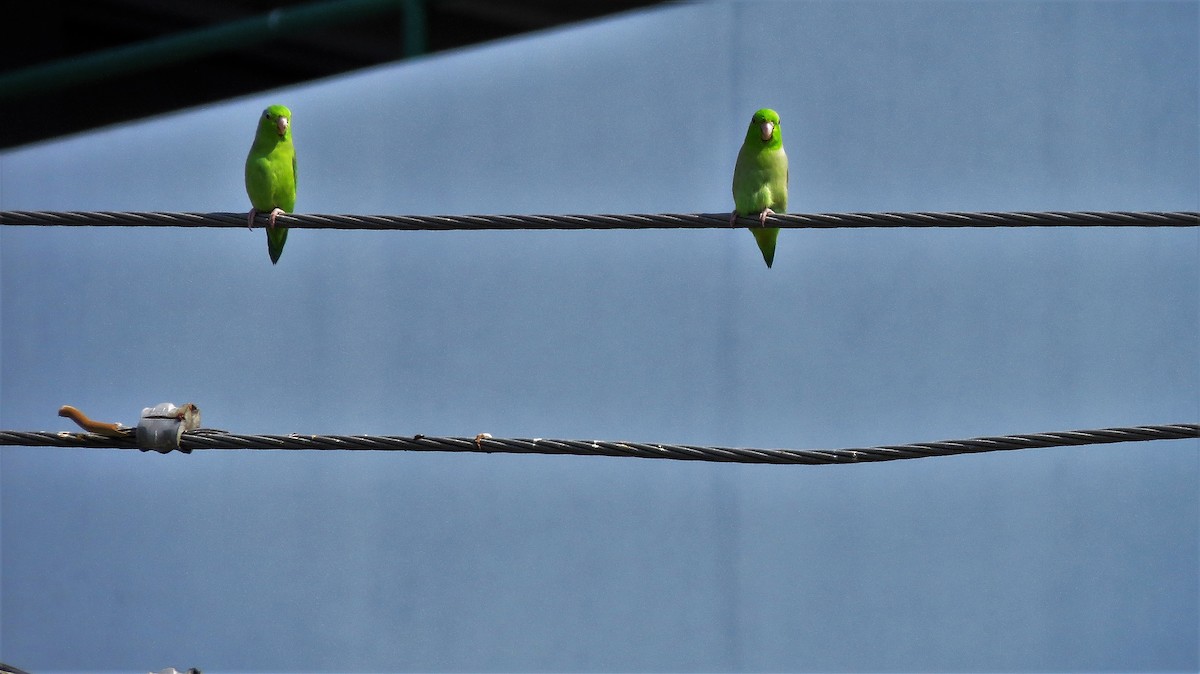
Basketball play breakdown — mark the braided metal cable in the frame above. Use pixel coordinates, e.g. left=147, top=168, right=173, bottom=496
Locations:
left=1, top=424, right=1195, bottom=464
left=2, top=210, right=1196, bottom=230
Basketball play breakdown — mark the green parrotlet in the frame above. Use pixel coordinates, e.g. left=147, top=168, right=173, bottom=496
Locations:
left=731, top=108, right=788, bottom=268
left=245, top=104, right=296, bottom=264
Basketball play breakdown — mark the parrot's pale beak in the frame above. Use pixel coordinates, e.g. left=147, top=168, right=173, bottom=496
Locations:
left=760, top=121, right=774, bottom=142
left=276, top=116, right=289, bottom=136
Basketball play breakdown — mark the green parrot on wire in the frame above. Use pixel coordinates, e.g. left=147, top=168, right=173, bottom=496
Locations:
left=245, top=104, right=296, bottom=264
left=731, top=108, right=788, bottom=268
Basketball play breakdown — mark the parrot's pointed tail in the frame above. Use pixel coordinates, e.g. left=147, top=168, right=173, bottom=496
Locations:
left=268, top=227, right=289, bottom=265
left=750, top=227, right=779, bottom=269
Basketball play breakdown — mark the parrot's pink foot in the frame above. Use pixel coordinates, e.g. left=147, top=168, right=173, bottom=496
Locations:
left=729, top=211, right=739, bottom=227
left=247, top=209, right=257, bottom=230
left=267, top=207, right=285, bottom=230
left=758, top=208, right=775, bottom=227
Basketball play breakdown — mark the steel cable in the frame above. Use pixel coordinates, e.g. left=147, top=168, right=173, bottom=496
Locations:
left=1, top=424, right=1195, bottom=464
left=2, top=210, right=1196, bottom=230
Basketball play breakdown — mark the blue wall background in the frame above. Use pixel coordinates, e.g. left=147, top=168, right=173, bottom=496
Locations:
left=2, top=1, right=1197, bottom=671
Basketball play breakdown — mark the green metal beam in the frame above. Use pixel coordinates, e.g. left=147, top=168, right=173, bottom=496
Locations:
left=402, top=0, right=427, bottom=58
left=0, top=0, right=426, bottom=101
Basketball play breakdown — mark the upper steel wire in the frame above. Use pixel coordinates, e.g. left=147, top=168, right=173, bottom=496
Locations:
left=1, top=210, right=1197, bottom=230
left=0, top=424, right=1195, bottom=464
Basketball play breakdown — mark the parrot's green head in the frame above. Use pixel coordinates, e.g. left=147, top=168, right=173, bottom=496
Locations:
left=744, top=108, right=782, bottom=149
left=256, top=104, right=292, bottom=141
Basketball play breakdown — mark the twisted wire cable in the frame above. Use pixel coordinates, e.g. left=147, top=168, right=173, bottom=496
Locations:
left=2, top=210, right=1196, bottom=230
left=1, top=424, right=1195, bottom=464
